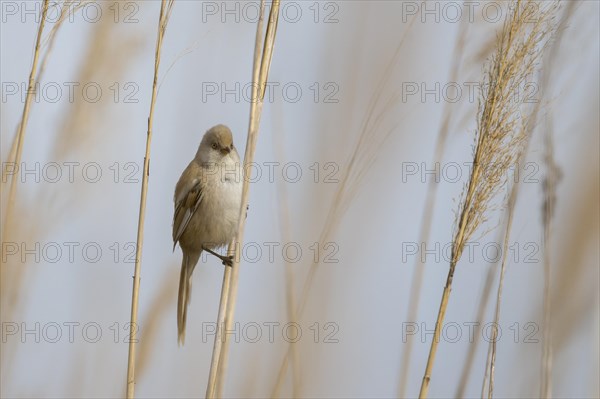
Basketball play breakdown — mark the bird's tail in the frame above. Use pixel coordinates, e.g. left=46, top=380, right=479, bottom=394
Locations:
left=177, top=251, right=200, bottom=345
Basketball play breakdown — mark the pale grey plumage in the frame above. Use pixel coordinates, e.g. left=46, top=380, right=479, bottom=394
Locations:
left=173, top=124, right=242, bottom=345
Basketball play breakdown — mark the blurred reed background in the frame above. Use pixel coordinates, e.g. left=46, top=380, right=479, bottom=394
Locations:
left=1, top=1, right=598, bottom=398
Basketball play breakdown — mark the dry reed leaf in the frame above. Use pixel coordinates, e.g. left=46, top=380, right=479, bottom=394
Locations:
left=272, top=15, right=418, bottom=397
left=549, top=116, right=599, bottom=368
left=136, top=268, right=179, bottom=380
left=484, top=129, right=528, bottom=398
left=1, top=4, right=141, bottom=315
left=455, top=226, right=502, bottom=398
left=398, top=15, right=470, bottom=398
left=271, top=102, right=301, bottom=397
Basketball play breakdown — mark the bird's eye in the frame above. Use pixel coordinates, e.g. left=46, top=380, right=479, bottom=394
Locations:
left=211, top=143, right=218, bottom=150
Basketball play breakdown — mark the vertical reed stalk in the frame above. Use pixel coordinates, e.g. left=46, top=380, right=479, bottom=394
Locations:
left=216, top=3, right=280, bottom=393
left=418, top=218, right=468, bottom=398
left=205, top=1, right=264, bottom=392
left=205, top=1, right=280, bottom=397
left=205, top=2, right=267, bottom=393
left=126, top=1, right=173, bottom=397
left=2, top=0, right=49, bottom=242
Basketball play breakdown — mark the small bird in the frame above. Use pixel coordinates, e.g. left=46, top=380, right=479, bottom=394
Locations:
left=172, top=124, right=242, bottom=345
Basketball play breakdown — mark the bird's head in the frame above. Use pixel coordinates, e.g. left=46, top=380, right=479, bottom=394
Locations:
left=197, top=124, right=236, bottom=163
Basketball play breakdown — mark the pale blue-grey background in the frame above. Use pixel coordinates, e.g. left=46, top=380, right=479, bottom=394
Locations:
left=1, top=1, right=598, bottom=398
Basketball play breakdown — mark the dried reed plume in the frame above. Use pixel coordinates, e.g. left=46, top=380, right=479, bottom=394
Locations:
left=136, top=267, right=179, bottom=380
left=205, top=1, right=280, bottom=397
left=418, top=1, right=557, bottom=397
left=126, top=1, right=174, bottom=398
left=466, top=4, right=573, bottom=395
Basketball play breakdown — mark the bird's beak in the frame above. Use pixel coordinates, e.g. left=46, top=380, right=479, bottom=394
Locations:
left=220, top=147, right=231, bottom=155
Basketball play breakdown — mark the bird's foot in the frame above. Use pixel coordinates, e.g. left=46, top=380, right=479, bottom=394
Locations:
left=221, top=255, right=234, bottom=267
left=202, top=246, right=234, bottom=267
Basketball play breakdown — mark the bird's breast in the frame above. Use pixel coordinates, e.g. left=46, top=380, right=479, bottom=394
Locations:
left=193, top=162, right=242, bottom=248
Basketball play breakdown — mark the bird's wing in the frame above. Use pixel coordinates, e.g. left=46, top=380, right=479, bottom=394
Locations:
left=173, top=177, right=204, bottom=250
